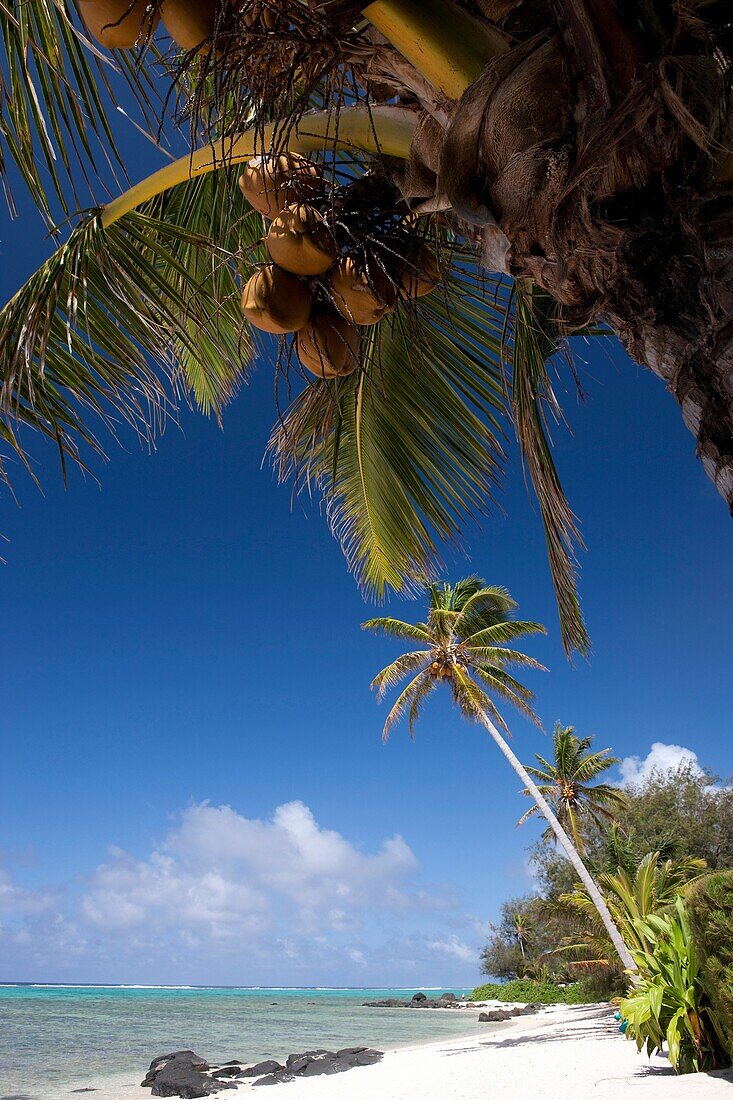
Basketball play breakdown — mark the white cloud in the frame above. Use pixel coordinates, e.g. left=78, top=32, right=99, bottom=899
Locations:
left=79, top=801, right=422, bottom=942
left=0, top=802, right=483, bottom=985
left=618, top=741, right=703, bottom=787
left=0, top=870, right=55, bottom=917
left=427, top=935, right=475, bottom=963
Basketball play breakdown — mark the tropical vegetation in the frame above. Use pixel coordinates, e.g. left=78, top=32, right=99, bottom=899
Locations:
left=470, top=978, right=589, bottom=1006
left=620, top=897, right=729, bottom=1073
left=1, top=1, right=732, bottom=660
left=363, top=575, right=635, bottom=971
left=480, top=755, right=733, bottom=1071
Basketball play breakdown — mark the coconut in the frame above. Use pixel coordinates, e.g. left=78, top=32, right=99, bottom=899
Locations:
left=297, top=312, right=359, bottom=378
left=266, top=205, right=336, bottom=277
left=238, top=154, right=322, bottom=218
left=328, top=256, right=397, bottom=326
left=160, top=0, right=216, bottom=53
left=399, top=242, right=440, bottom=298
left=241, top=265, right=311, bottom=335
left=79, top=0, right=158, bottom=49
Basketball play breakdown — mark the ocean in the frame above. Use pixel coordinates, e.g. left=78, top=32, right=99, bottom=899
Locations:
left=0, top=984, right=477, bottom=1097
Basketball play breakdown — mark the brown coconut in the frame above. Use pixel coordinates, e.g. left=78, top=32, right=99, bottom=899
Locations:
left=160, top=0, right=216, bottom=53
left=297, top=312, right=360, bottom=378
left=328, top=256, right=397, bottom=326
left=241, top=264, right=311, bottom=335
left=79, top=0, right=158, bottom=49
left=238, top=154, right=322, bottom=219
left=266, top=205, right=336, bottom=277
left=399, top=243, right=440, bottom=298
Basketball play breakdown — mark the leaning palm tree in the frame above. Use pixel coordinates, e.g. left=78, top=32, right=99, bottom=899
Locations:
left=363, top=576, right=636, bottom=971
left=2, top=2, right=732, bottom=658
left=517, top=723, right=629, bottom=854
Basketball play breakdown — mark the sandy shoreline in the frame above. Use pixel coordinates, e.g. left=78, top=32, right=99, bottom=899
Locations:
left=59, top=1003, right=733, bottom=1100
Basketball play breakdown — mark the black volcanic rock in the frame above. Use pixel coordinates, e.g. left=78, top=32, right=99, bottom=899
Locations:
left=253, top=1073, right=295, bottom=1086
left=240, top=1060, right=286, bottom=1079
left=411, top=992, right=428, bottom=1003
left=142, top=1050, right=236, bottom=1098
left=439, top=992, right=457, bottom=1002
left=142, top=1052, right=209, bottom=1087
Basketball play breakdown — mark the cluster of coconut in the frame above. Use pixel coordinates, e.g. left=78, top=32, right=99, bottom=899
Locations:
left=238, top=154, right=440, bottom=379
left=79, top=0, right=218, bottom=52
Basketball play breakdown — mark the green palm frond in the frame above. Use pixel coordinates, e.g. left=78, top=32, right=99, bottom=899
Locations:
left=450, top=664, right=509, bottom=732
left=0, top=1, right=158, bottom=224
left=453, top=583, right=517, bottom=636
left=361, top=617, right=432, bottom=643
left=461, top=619, right=547, bottom=647
left=370, top=649, right=430, bottom=700
left=466, top=647, right=547, bottom=672
left=473, top=664, right=542, bottom=727
left=511, top=280, right=590, bottom=657
left=270, top=259, right=508, bottom=601
left=381, top=669, right=432, bottom=742
left=0, top=169, right=257, bottom=488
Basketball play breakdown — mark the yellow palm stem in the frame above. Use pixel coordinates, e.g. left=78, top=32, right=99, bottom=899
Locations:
left=101, top=106, right=417, bottom=228
left=362, top=0, right=507, bottom=101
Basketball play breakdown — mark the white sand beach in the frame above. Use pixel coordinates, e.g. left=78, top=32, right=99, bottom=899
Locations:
left=69, top=1004, right=733, bottom=1100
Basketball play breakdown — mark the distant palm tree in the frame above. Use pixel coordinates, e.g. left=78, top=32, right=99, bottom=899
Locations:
left=513, top=911, right=530, bottom=960
left=363, top=576, right=636, bottom=972
left=518, top=723, right=629, bottom=854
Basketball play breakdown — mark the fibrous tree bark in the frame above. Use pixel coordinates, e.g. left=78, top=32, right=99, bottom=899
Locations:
left=361, top=0, right=733, bottom=509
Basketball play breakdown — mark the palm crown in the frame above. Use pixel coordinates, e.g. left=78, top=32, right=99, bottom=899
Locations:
left=518, top=722, right=628, bottom=853
left=363, top=576, right=546, bottom=742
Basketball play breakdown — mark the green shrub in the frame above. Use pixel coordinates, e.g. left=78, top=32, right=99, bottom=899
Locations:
left=685, top=870, right=733, bottom=1061
left=620, top=897, right=729, bottom=1073
left=469, top=978, right=591, bottom=1004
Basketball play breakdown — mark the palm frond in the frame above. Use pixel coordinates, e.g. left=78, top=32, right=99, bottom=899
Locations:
left=466, top=646, right=547, bottom=672
left=381, top=669, right=432, bottom=742
left=361, top=617, right=432, bottom=643
left=461, top=619, right=546, bottom=647
left=473, top=664, right=542, bottom=727
left=0, top=170, right=257, bottom=488
left=511, top=280, right=590, bottom=657
left=406, top=671, right=437, bottom=737
left=0, top=1, right=158, bottom=224
left=453, top=583, right=517, bottom=637
left=370, top=649, right=430, bottom=700
left=450, top=665, right=509, bottom=733
left=270, top=257, right=509, bottom=600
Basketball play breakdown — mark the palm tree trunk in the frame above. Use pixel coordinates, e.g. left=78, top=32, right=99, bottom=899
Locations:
left=477, top=709, right=637, bottom=973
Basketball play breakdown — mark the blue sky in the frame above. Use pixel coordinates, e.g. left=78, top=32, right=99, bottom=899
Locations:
left=1, top=103, right=731, bottom=989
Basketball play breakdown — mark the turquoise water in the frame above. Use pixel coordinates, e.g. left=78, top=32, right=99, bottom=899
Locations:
left=0, top=985, right=476, bottom=1097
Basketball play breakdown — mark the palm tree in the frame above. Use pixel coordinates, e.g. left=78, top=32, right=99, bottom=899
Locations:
left=517, top=723, right=629, bottom=854
left=1, top=3, right=731, bottom=659
left=513, top=911, right=530, bottom=961
left=363, top=575, right=636, bottom=971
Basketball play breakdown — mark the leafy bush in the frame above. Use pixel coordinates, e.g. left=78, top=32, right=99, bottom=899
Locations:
left=470, top=978, right=591, bottom=1004
left=620, top=897, right=729, bottom=1073
left=685, top=871, right=733, bottom=1060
